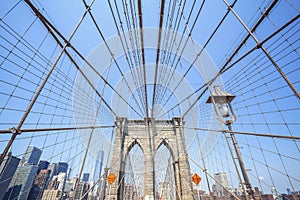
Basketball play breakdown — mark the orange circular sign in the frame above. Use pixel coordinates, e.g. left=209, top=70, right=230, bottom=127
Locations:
left=107, top=172, right=117, bottom=185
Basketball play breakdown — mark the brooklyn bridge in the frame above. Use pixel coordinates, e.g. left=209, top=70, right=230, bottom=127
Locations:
left=0, top=0, right=299, bottom=199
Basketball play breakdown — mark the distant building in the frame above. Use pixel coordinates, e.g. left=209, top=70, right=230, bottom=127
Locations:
left=57, top=172, right=67, bottom=191
left=88, top=180, right=101, bottom=200
left=82, top=173, right=90, bottom=182
left=282, top=193, right=300, bottom=200
left=124, top=184, right=136, bottom=200
left=41, top=189, right=63, bottom=200
left=47, top=175, right=59, bottom=190
left=21, top=146, right=42, bottom=165
left=232, top=186, right=243, bottom=196
left=73, top=182, right=89, bottom=200
left=253, top=187, right=263, bottom=199
left=67, top=166, right=72, bottom=180
left=0, top=152, right=20, bottom=200
left=4, top=146, right=42, bottom=200
left=43, top=172, right=66, bottom=200
left=93, top=150, right=104, bottom=181
left=192, top=188, right=206, bottom=199
left=271, top=186, right=279, bottom=199
left=4, top=164, right=39, bottom=200
left=263, top=194, right=277, bottom=200
left=28, top=169, right=51, bottom=199
left=48, top=163, right=58, bottom=179
left=57, top=162, right=68, bottom=174
left=214, top=172, right=231, bottom=196
left=47, top=172, right=66, bottom=191
left=69, top=177, right=78, bottom=190
left=64, top=178, right=77, bottom=196
left=47, top=162, right=68, bottom=180
left=37, top=160, right=50, bottom=174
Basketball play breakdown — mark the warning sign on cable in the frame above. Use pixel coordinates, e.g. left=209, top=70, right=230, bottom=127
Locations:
left=107, top=172, right=117, bottom=185
left=192, top=173, right=201, bottom=185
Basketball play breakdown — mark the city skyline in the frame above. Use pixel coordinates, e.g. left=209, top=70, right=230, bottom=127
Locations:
left=1, top=144, right=299, bottom=200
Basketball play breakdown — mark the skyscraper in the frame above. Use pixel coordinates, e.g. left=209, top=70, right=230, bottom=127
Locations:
left=4, top=146, right=42, bottom=200
left=37, top=160, right=50, bottom=174
left=47, top=162, right=68, bottom=179
left=57, top=172, right=67, bottom=191
left=41, top=189, right=63, bottom=199
left=214, top=172, right=231, bottom=196
left=42, top=172, right=67, bottom=200
left=0, top=152, right=20, bottom=200
left=82, top=173, right=90, bottom=182
left=93, top=150, right=104, bottom=181
left=47, top=163, right=57, bottom=179
left=47, top=175, right=59, bottom=190
left=67, top=166, right=72, bottom=180
left=5, top=164, right=39, bottom=200
left=73, top=182, right=89, bottom=200
left=57, top=162, right=68, bottom=174
left=47, top=172, right=67, bottom=191
left=21, top=146, right=42, bottom=165
left=28, top=169, right=51, bottom=199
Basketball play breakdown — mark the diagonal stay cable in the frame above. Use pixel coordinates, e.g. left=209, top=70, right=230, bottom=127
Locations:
left=82, top=0, right=145, bottom=118
left=164, top=0, right=274, bottom=117
left=0, top=125, right=115, bottom=134
left=74, top=56, right=113, bottom=196
left=156, top=0, right=206, bottom=104
left=137, top=0, right=149, bottom=118
left=120, top=0, right=147, bottom=113
left=156, top=0, right=237, bottom=117
left=0, top=0, right=98, bottom=165
left=107, top=0, right=145, bottom=116
left=24, top=0, right=117, bottom=115
left=156, top=13, right=300, bottom=119
left=24, top=0, right=144, bottom=119
left=223, top=0, right=299, bottom=100
left=155, top=0, right=206, bottom=116
left=151, top=0, right=165, bottom=120
left=154, top=0, right=186, bottom=107
left=124, top=0, right=145, bottom=105
left=185, top=127, right=300, bottom=140
left=155, top=0, right=181, bottom=106
left=182, top=1, right=296, bottom=117
left=71, top=46, right=143, bottom=118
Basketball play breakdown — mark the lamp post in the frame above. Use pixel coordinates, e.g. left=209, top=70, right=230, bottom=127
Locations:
left=206, top=85, right=255, bottom=200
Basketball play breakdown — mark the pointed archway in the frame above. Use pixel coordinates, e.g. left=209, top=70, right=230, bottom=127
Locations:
left=155, top=141, right=177, bottom=199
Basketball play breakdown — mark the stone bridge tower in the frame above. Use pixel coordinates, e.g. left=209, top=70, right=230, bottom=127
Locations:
left=105, top=116, right=194, bottom=200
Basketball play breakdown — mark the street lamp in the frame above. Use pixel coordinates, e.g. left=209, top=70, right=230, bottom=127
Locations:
left=206, top=85, right=255, bottom=200
left=206, top=85, right=236, bottom=124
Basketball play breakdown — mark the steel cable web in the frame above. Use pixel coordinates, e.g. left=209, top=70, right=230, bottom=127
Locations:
left=0, top=0, right=299, bottom=199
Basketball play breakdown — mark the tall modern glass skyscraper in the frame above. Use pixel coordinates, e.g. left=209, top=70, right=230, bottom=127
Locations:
left=4, top=146, right=42, bottom=200
left=37, top=160, right=50, bottom=174
left=57, top=162, right=68, bottom=174
left=93, top=150, right=104, bottom=181
left=21, top=146, right=42, bottom=165
left=82, top=173, right=90, bottom=182
left=0, top=152, right=20, bottom=200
